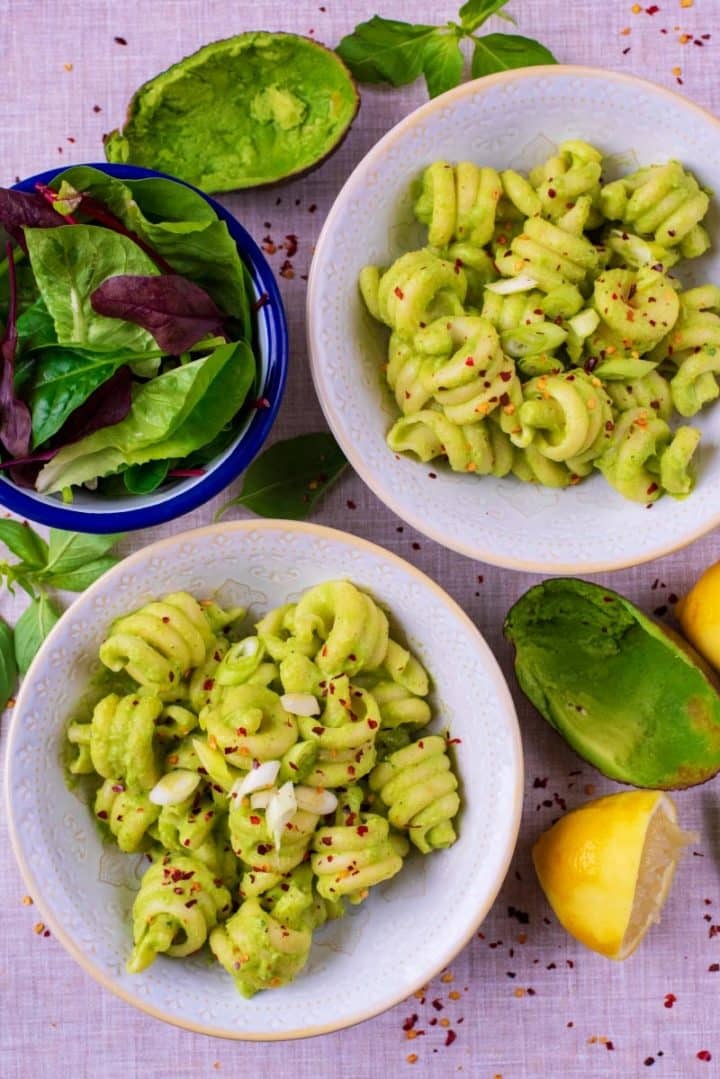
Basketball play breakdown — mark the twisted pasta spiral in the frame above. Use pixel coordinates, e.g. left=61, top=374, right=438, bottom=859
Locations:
left=529, top=140, right=603, bottom=224
left=604, top=370, right=672, bottom=420
left=601, top=161, right=710, bottom=251
left=311, top=786, right=407, bottom=904
left=414, top=161, right=503, bottom=247
left=293, top=580, right=389, bottom=676
left=360, top=249, right=467, bottom=338
left=662, top=287, right=720, bottom=417
left=496, top=207, right=600, bottom=293
left=593, top=267, right=680, bottom=353
left=99, top=592, right=217, bottom=699
left=514, top=370, right=614, bottom=475
left=156, top=786, right=220, bottom=853
left=68, top=692, right=163, bottom=790
left=202, top=683, right=298, bottom=770
left=298, top=678, right=380, bottom=787
left=127, top=854, right=231, bottom=973
left=369, top=735, right=460, bottom=854
left=229, top=796, right=320, bottom=895
left=94, top=778, right=160, bottom=852
left=597, top=407, right=699, bottom=502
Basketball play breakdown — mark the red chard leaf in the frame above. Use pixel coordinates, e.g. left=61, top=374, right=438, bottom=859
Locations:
left=90, top=274, right=227, bottom=353
left=56, top=365, right=133, bottom=444
left=0, top=189, right=65, bottom=250
left=0, top=242, right=31, bottom=457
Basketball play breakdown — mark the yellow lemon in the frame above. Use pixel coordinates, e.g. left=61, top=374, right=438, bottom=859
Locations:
left=677, top=560, right=720, bottom=670
left=532, top=790, right=693, bottom=960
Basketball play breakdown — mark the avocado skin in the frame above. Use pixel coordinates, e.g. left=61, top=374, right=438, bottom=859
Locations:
left=504, top=578, right=720, bottom=789
left=104, top=32, right=360, bottom=193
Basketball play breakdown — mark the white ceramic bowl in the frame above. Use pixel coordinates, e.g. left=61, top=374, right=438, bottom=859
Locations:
left=307, top=67, right=720, bottom=572
left=4, top=521, right=522, bottom=1040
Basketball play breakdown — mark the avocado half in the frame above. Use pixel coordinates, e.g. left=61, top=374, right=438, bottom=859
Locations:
left=104, top=32, right=359, bottom=192
left=504, top=578, right=720, bottom=789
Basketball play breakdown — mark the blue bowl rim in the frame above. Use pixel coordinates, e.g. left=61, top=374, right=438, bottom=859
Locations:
left=0, top=162, right=289, bottom=533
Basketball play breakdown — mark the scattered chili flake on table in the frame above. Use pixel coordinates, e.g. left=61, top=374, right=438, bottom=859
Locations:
left=680, top=0, right=693, bottom=7
left=21, top=895, right=33, bottom=906
left=412, top=542, right=421, bottom=551
left=93, top=104, right=102, bottom=112
left=708, top=963, right=719, bottom=972
left=33, top=922, right=46, bottom=935
left=114, top=35, right=127, bottom=45
left=514, top=988, right=526, bottom=998
left=644, top=1057, right=655, bottom=1067
left=697, top=1050, right=712, bottom=1062
left=63, top=62, right=73, bottom=72
left=663, top=993, right=677, bottom=1008
left=440, top=972, right=454, bottom=984
left=406, top=1054, right=418, bottom=1064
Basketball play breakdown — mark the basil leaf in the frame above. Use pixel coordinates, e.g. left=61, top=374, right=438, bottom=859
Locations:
left=220, top=433, right=347, bottom=520
left=459, top=0, right=514, bottom=31
left=123, top=459, right=171, bottom=494
left=14, top=593, right=60, bottom=674
left=471, top=33, right=557, bottom=77
left=24, top=224, right=160, bottom=353
left=0, top=519, right=48, bottom=568
left=44, top=529, right=124, bottom=574
left=336, top=17, right=440, bottom=85
left=42, top=556, right=119, bottom=591
left=0, top=616, right=17, bottom=710
left=422, top=31, right=465, bottom=98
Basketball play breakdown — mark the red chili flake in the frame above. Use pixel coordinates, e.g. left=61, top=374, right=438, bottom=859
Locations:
left=114, top=35, right=128, bottom=44
left=654, top=605, right=668, bottom=617
left=252, top=293, right=269, bottom=312
left=257, top=844, right=270, bottom=855
left=412, top=542, right=421, bottom=551
left=403, top=1014, right=418, bottom=1031
left=97, top=810, right=108, bottom=820
left=697, top=1051, right=712, bottom=1063
left=308, top=204, right=317, bottom=213
left=709, top=925, right=720, bottom=937
left=432, top=999, right=444, bottom=1011
left=321, top=837, right=333, bottom=847
left=203, top=678, right=215, bottom=691
left=312, top=725, right=324, bottom=735
left=547, top=188, right=557, bottom=199
left=93, top=104, right=102, bottom=113
left=445, top=1030, right=457, bottom=1047
left=394, top=286, right=404, bottom=300
left=347, top=765, right=356, bottom=776
left=499, top=370, right=512, bottom=382
left=622, top=46, right=631, bottom=54
left=663, top=993, right=676, bottom=1008
left=446, top=737, right=462, bottom=745
left=606, top=1042, right=615, bottom=1051
left=428, top=472, right=437, bottom=479
left=357, top=825, right=369, bottom=836
left=668, top=593, right=678, bottom=604
left=185, top=899, right=198, bottom=908
left=284, top=234, right=298, bottom=257
left=174, top=886, right=184, bottom=895
left=709, top=964, right=720, bottom=972
left=644, top=1056, right=655, bottom=1066
left=346, top=499, right=357, bottom=509
left=183, top=838, right=191, bottom=847
left=453, top=258, right=463, bottom=274
left=464, top=358, right=475, bottom=367
left=508, top=905, right=530, bottom=925
left=368, top=719, right=378, bottom=729
left=533, top=776, right=547, bottom=789
left=249, top=816, right=261, bottom=826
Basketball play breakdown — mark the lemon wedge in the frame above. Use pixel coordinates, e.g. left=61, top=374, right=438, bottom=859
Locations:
left=677, top=560, right=720, bottom=670
left=532, top=790, right=694, bottom=960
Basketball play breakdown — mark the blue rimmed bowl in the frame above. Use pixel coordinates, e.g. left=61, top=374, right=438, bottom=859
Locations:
left=1, top=163, right=288, bottom=532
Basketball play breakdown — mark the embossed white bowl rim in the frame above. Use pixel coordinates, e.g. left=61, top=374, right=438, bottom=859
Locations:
left=5, top=520, right=522, bottom=1040
left=307, top=65, right=720, bottom=572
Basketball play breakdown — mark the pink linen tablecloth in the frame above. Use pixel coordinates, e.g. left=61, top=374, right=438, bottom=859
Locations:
left=2, top=2, right=720, bottom=1076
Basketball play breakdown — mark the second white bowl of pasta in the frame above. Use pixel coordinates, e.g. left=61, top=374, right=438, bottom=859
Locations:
left=5, top=520, right=521, bottom=1039
left=307, top=66, right=720, bottom=571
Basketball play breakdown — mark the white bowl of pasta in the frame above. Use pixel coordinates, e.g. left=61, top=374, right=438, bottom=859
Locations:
left=307, top=66, right=720, bottom=571
left=4, top=520, right=521, bottom=1039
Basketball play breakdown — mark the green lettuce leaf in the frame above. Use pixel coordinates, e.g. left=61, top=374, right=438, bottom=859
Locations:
left=36, top=341, right=254, bottom=493
left=25, top=224, right=159, bottom=352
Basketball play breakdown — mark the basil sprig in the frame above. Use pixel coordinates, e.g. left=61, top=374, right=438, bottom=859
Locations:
left=0, top=521, right=124, bottom=688
left=337, top=0, right=556, bottom=99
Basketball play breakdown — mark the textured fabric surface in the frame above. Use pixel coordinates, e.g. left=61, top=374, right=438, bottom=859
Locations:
left=2, top=2, right=720, bottom=1076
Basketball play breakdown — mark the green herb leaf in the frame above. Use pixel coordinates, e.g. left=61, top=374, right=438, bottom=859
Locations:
left=336, top=16, right=440, bottom=86
left=44, top=529, right=124, bottom=575
left=42, top=556, right=119, bottom=591
left=471, top=33, right=557, bottom=77
left=0, top=616, right=17, bottom=710
left=459, top=0, right=514, bottom=32
left=0, top=519, right=48, bottom=569
left=14, top=593, right=60, bottom=675
left=422, top=31, right=465, bottom=98
left=219, top=433, right=347, bottom=520
left=28, top=346, right=132, bottom=448
left=123, top=460, right=171, bottom=494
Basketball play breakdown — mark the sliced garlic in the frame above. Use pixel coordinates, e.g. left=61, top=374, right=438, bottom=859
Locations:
left=149, top=769, right=200, bottom=806
left=230, top=759, right=281, bottom=800
left=485, top=274, right=538, bottom=295
left=280, top=693, right=321, bottom=716
left=294, top=786, right=338, bottom=815
left=250, top=789, right=273, bottom=810
left=266, top=781, right=297, bottom=850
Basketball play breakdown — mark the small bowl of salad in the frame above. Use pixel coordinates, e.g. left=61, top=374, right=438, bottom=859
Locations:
left=0, top=163, right=288, bottom=532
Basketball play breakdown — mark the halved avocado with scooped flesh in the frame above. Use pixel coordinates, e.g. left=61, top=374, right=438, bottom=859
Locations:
left=104, top=32, right=359, bottom=192
left=504, top=578, right=720, bottom=789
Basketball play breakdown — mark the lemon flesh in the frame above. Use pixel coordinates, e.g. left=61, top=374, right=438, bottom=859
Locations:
left=677, top=560, right=720, bottom=671
left=532, top=790, right=693, bottom=960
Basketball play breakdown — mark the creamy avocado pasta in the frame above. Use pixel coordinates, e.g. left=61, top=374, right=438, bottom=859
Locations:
left=66, top=585, right=460, bottom=997
left=359, top=143, right=717, bottom=503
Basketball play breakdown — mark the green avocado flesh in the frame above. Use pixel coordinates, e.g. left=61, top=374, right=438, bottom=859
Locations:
left=104, top=32, right=359, bottom=192
left=504, top=578, right=720, bottom=789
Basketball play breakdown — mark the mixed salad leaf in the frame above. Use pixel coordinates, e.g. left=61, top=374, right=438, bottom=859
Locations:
left=0, top=166, right=258, bottom=498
